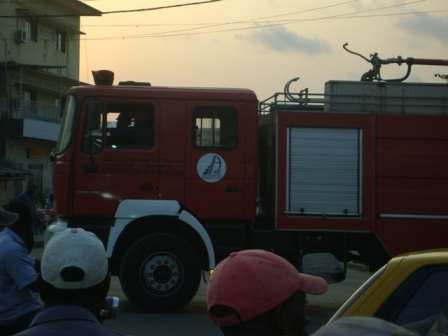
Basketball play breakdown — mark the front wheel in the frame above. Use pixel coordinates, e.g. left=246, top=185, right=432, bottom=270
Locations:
left=119, top=233, right=201, bottom=311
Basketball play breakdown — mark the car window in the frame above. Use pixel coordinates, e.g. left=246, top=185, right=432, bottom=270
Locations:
left=328, top=265, right=387, bottom=323
left=396, top=270, right=448, bottom=335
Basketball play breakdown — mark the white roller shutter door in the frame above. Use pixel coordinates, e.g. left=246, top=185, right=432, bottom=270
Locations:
left=287, top=127, right=361, bottom=217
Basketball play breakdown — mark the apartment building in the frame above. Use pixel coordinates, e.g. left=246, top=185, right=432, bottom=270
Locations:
left=0, top=0, right=101, bottom=207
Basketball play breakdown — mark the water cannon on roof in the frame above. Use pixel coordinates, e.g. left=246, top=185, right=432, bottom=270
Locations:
left=343, top=43, right=448, bottom=82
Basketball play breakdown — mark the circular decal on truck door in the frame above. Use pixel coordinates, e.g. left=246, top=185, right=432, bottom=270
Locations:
left=197, top=153, right=226, bottom=183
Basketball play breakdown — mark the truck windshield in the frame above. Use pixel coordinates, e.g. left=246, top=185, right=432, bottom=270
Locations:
left=54, top=94, right=77, bottom=155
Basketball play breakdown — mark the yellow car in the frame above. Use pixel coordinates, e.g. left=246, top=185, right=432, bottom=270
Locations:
left=329, top=249, right=448, bottom=335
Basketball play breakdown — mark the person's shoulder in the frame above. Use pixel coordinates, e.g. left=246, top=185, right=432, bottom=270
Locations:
left=100, top=326, right=127, bottom=336
left=0, top=233, right=28, bottom=257
left=2, top=242, right=28, bottom=261
left=17, top=192, right=29, bottom=202
left=37, top=323, right=126, bottom=336
left=14, top=308, right=126, bottom=336
left=0, top=229, right=17, bottom=246
left=26, top=323, right=127, bottom=336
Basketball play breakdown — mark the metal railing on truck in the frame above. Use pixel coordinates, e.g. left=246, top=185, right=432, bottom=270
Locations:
left=259, top=80, right=448, bottom=116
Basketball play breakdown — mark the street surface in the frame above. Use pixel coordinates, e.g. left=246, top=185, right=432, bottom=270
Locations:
left=104, top=275, right=336, bottom=335
left=31, top=246, right=371, bottom=335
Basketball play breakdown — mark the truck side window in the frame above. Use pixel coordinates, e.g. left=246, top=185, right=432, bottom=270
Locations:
left=106, top=103, right=154, bottom=149
left=193, top=106, right=238, bottom=149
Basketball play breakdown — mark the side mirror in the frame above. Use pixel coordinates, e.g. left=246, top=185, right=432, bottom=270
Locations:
left=87, top=99, right=103, bottom=130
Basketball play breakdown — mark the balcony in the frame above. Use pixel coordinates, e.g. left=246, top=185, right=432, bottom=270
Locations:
left=0, top=98, right=61, bottom=124
left=0, top=98, right=61, bottom=141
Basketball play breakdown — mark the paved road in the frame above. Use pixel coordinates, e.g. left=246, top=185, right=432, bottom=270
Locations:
left=103, top=275, right=342, bottom=335
left=31, top=243, right=372, bottom=335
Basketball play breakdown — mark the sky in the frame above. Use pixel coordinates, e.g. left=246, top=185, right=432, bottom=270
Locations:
left=78, top=0, right=448, bottom=100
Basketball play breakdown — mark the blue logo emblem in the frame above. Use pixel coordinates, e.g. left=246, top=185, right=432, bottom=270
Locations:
left=197, top=153, right=226, bottom=182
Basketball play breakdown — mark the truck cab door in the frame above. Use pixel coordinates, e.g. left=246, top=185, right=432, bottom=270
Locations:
left=72, top=100, right=160, bottom=217
left=185, top=102, right=246, bottom=219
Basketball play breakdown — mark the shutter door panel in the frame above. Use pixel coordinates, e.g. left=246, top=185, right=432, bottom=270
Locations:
left=288, top=127, right=361, bottom=216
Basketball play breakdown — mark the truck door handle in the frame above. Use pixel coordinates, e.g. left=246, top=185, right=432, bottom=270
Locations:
left=226, top=186, right=243, bottom=192
left=140, top=183, right=157, bottom=191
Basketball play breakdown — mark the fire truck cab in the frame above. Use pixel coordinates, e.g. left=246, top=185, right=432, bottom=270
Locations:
left=48, top=75, right=263, bottom=311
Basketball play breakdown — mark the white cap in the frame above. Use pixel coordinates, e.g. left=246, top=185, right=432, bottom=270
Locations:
left=42, top=228, right=108, bottom=289
left=312, top=317, right=417, bottom=336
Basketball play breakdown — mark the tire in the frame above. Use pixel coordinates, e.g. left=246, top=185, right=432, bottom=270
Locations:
left=332, top=271, right=346, bottom=283
left=119, top=233, right=201, bottom=311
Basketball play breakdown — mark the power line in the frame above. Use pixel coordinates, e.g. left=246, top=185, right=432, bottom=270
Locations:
left=0, top=0, right=221, bottom=18
left=102, top=0, right=220, bottom=14
left=80, top=0, right=360, bottom=27
left=2, top=0, right=444, bottom=41
left=79, top=3, right=446, bottom=41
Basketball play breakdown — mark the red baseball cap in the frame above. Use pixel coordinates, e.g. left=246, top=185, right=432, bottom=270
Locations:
left=207, top=249, right=328, bottom=327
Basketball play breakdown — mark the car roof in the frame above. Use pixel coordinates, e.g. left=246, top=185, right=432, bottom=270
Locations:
left=394, top=248, right=448, bottom=266
left=328, top=249, right=448, bottom=321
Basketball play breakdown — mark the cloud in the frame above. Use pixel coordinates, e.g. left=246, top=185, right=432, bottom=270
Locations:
left=396, top=12, right=448, bottom=43
left=242, top=25, right=331, bottom=54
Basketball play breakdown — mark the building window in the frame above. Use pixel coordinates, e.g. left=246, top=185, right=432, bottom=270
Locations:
left=25, top=19, right=37, bottom=42
left=55, top=32, right=66, bottom=52
left=24, top=90, right=37, bottom=114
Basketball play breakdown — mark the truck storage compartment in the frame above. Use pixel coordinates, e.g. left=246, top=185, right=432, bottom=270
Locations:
left=324, top=81, right=448, bottom=115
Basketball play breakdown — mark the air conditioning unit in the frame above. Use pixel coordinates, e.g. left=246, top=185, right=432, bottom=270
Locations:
left=15, top=30, right=27, bottom=44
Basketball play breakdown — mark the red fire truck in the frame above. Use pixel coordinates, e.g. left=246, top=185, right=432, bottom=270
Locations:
left=46, top=68, right=448, bottom=311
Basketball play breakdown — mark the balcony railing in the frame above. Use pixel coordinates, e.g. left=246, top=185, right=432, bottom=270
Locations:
left=0, top=98, right=61, bottom=124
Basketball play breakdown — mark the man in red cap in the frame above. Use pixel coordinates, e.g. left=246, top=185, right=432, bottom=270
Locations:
left=207, top=249, right=328, bottom=336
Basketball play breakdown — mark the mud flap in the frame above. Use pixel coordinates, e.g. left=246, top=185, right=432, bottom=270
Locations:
left=302, top=252, right=346, bottom=284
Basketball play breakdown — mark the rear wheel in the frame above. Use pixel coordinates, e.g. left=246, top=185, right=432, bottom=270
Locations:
left=119, top=233, right=201, bottom=311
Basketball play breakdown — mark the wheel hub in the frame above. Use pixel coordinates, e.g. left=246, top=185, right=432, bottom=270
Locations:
left=142, top=253, right=181, bottom=293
